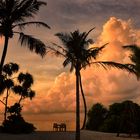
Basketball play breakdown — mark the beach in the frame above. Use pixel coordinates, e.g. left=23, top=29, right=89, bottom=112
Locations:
left=0, top=130, right=139, bottom=140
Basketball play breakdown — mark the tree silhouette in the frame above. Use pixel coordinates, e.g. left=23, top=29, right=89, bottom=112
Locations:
left=0, top=62, right=35, bottom=124
left=123, top=45, right=140, bottom=136
left=0, top=0, right=50, bottom=73
left=117, top=101, right=139, bottom=137
left=123, top=45, right=140, bottom=78
left=13, top=72, right=35, bottom=104
left=0, top=62, right=19, bottom=120
left=87, top=100, right=140, bottom=137
left=86, top=103, right=107, bottom=130
left=49, top=29, right=136, bottom=140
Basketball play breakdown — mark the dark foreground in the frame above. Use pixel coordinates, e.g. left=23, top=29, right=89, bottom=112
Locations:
left=0, top=130, right=139, bottom=140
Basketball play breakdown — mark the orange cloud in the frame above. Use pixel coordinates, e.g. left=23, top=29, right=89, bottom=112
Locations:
left=29, top=17, right=140, bottom=114
left=1, top=17, right=140, bottom=117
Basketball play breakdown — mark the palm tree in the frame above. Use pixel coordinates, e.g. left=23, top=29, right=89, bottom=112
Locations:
left=49, top=29, right=135, bottom=140
left=123, top=45, right=140, bottom=78
left=122, top=44, right=140, bottom=136
left=0, top=0, right=50, bottom=73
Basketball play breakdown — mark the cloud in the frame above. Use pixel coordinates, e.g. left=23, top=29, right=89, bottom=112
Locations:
left=1, top=17, right=140, bottom=131
left=41, top=0, right=140, bottom=33
left=0, top=0, right=139, bottom=130
left=21, top=17, right=140, bottom=115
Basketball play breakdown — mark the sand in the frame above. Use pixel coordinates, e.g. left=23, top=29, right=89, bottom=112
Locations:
left=0, top=130, right=139, bottom=140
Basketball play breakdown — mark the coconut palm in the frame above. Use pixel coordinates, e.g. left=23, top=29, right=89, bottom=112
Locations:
left=49, top=29, right=135, bottom=140
left=0, top=0, right=50, bottom=73
left=123, top=45, right=140, bottom=78
left=122, top=44, right=140, bottom=136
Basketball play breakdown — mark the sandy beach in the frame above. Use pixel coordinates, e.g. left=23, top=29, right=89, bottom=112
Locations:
left=0, top=130, right=139, bottom=140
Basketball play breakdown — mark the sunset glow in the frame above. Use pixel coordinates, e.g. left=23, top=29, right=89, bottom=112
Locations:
left=0, top=0, right=140, bottom=131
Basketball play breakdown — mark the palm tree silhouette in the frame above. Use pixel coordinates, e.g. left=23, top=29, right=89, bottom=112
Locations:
left=121, top=45, right=140, bottom=136
left=49, top=29, right=136, bottom=140
left=0, top=0, right=50, bottom=73
left=123, top=45, right=140, bottom=78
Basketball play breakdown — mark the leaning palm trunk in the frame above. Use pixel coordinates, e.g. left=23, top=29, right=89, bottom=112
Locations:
left=75, top=66, right=80, bottom=140
left=79, top=73, right=87, bottom=130
left=0, top=36, right=9, bottom=74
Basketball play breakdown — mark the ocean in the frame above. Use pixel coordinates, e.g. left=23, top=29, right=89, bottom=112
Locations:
left=0, top=113, right=84, bottom=131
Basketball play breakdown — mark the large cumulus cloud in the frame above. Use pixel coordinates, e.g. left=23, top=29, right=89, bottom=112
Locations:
left=21, top=17, right=140, bottom=115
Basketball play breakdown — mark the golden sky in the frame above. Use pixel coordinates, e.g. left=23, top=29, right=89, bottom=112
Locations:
left=0, top=0, right=140, bottom=131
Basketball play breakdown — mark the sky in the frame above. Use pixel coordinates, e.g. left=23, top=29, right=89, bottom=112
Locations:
left=0, top=0, right=140, bottom=131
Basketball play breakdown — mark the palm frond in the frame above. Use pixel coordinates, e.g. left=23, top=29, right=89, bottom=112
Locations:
left=11, top=0, right=47, bottom=23
left=86, top=39, right=94, bottom=44
left=123, top=45, right=140, bottom=52
left=55, top=32, right=71, bottom=47
left=63, top=58, right=71, bottom=67
left=47, top=46, right=66, bottom=57
left=18, top=32, right=46, bottom=57
left=51, top=42, right=67, bottom=54
left=88, top=43, right=108, bottom=60
left=0, top=9, right=6, bottom=19
left=83, top=27, right=95, bottom=40
left=13, top=21, right=50, bottom=30
left=89, top=61, right=137, bottom=75
left=123, top=45, right=140, bottom=79
left=69, top=60, right=76, bottom=72
left=123, top=44, right=140, bottom=64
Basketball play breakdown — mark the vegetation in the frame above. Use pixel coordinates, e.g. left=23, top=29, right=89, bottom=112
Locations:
left=0, top=62, right=36, bottom=133
left=49, top=29, right=136, bottom=140
left=86, top=100, right=140, bottom=137
left=0, top=0, right=50, bottom=73
left=1, top=103, right=36, bottom=134
left=0, top=0, right=139, bottom=138
left=86, top=103, right=108, bottom=131
left=123, top=44, right=140, bottom=78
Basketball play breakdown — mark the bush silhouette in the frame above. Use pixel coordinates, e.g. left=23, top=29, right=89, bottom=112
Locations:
left=0, top=103, right=36, bottom=134
left=86, top=100, right=140, bottom=137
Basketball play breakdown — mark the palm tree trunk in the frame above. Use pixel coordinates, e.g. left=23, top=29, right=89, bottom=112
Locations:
left=0, top=36, right=9, bottom=74
left=4, top=89, right=9, bottom=121
left=79, top=73, right=87, bottom=130
left=75, top=67, right=80, bottom=140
